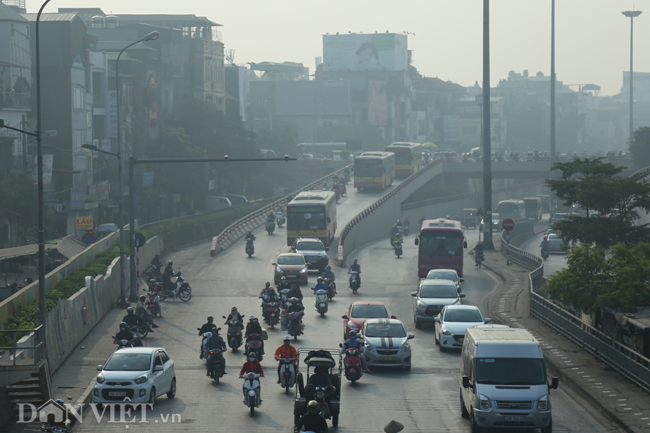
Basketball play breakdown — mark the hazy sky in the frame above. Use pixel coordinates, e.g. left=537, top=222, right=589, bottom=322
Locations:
left=46, top=0, right=650, bottom=96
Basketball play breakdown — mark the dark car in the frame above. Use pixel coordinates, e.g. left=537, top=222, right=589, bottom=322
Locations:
left=291, top=237, right=329, bottom=272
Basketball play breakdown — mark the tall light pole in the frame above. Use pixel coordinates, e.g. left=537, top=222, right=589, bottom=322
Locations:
left=482, top=0, right=494, bottom=250
left=115, top=31, right=159, bottom=306
left=550, top=0, right=556, bottom=170
left=622, top=10, right=642, bottom=140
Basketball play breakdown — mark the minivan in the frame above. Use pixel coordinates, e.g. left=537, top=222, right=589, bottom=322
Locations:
left=460, top=327, right=558, bottom=433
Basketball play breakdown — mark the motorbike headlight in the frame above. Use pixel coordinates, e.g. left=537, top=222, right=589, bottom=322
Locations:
left=537, top=395, right=549, bottom=411
left=96, top=374, right=105, bottom=384
left=134, top=373, right=149, bottom=384
left=300, top=267, right=307, bottom=273
left=479, top=394, right=491, bottom=410
left=316, top=390, right=325, bottom=399
left=441, top=327, right=451, bottom=335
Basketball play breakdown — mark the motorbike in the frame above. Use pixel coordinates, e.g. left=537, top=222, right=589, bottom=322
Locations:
left=393, top=236, right=403, bottom=258
left=277, top=214, right=285, bottom=228
left=264, top=301, right=280, bottom=329
left=147, top=291, right=161, bottom=317
left=207, top=349, right=226, bottom=383
left=403, top=225, right=410, bottom=236
left=475, top=251, right=485, bottom=269
left=245, top=238, right=255, bottom=257
left=265, top=220, right=275, bottom=235
left=245, top=334, right=264, bottom=362
left=278, top=357, right=297, bottom=393
left=112, top=336, right=134, bottom=350
left=314, top=288, right=329, bottom=317
left=331, top=185, right=341, bottom=202
left=341, top=346, right=364, bottom=384
left=222, top=317, right=243, bottom=352
left=349, top=271, right=360, bottom=295
left=278, top=288, right=292, bottom=310
left=126, top=323, right=148, bottom=340
left=241, top=372, right=262, bottom=415
left=323, top=277, right=336, bottom=300
left=288, top=311, right=304, bottom=340
left=338, top=180, right=347, bottom=196
left=541, top=248, right=549, bottom=260
left=159, top=273, right=192, bottom=302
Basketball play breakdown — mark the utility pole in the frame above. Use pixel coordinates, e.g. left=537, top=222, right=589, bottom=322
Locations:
left=622, top=10, right=642, bottom=140
left=482, top=0, right=494, bottom=250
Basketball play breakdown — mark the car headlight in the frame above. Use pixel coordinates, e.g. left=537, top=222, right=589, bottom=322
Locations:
left=399, top=342, right=411, bottom=353
left=300, top=267, right=307, bottom=273
left=348, top=323, right=359, bottom=330
left=134, top=373, right=149, bottom=384
left=276, top=267, right=284, bottom=273
left=441, top=327, right=451, bottom=335
left=537, top=395, right=548, bottom=411
left=479, top=394, right=491, bottom=410
left=96, top=374, right=105, bottom=384
left=364, top=341, right=375, bottom=353
left=416, top=300, right=427, bottom=309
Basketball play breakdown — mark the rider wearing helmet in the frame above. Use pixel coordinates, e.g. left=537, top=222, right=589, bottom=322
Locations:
left=277, top=275, right=290, bottom=291
left=341, top=330, right=371, bottom=373
left=321, top=265, right=335, bottom=282
left=262, top=288, right=279, bottom=321
left=348, top=258, right=362, bottom=287
left=205, top=327, right=227, bottom=377
left=274, top=335, right=298, bottom=382
left=136, top=294, right=158, bottom=331
left=225, top=307, right=244, bottom=326
left=115, top=321, right=134, bottom=343
left=313, top=278, right=328, bottom=293
left=245, top=230, right=256, bottom=241
left=245, top=316, right=264, bottom=354
left=287, top=283, right=304, bottom=304
left=294, top=400, right=328, bottom=433
left=287, top=297, right=304, bottom=313
left=122, top=306, right=151, bottom=332
left=240, top=352, right=264, bottom=376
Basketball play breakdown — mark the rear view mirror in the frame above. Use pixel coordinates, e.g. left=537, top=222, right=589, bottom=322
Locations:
left=408, top=333, right=415, bottom=340
left=484, top=318, right=492, bottom=323
left=339, top=343, right=343, bottom=348
left=272, top=263, right=277, bottom=266
left=460, top=278, right=464, bottom=282
left=414, top=238, right=419, bottom=246
left=154, top=365, right=164, bottom=372
left=434, top=317, right=440, bottom=323
left=325, top=247, right=329, bottom=252
left=463, top=241, right=468, bottom=248
left=411, top=292, right=417, bottom=297
left=97, top=365, right=103, bottom=371
left=390, top=315, right=397, bottom=319
left=341, top=315, right=348, bottom=319
left=462, top=376, right=472, bottom=389
left=459, top=294, right=466, bottom=298
left=550, top=377, right=559, bottom=390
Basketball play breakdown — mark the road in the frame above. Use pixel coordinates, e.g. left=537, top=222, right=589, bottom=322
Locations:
left=519, top=229, right=569, bottom=278
left=76, top=190, right=613, bottom=432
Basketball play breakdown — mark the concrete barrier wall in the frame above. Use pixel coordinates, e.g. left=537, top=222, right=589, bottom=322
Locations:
left=0, top=230, right=121, bottom=329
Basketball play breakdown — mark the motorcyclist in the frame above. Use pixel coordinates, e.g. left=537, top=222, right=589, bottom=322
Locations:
left=403, top=217, right=411, bottom=231
left=287, top=283, right=304, bottom=304
left=262, top=288, right=280, bottom=321
left=341, top=330, right=371, bottom=373
left=419, top=215, right=426, bottom=227
left=225, top=307, right=244, bottom=326
left=540, top=236, right=550, bottom=254
left=321, top=266, right=335, bottom=282
left=40, top=399, right=79, bottom=431
left=240, top=352, right=264, bottom=376
left=313, top=278, right=328, bottom=294
left=260, top=281, right=273, bottom=298
left=307, top=366, right=334, bottom=401
left=277, top=276, right=290, bottom=291
left=390, top=221, right=402, bottom=245
left=274, top=335, right=298, bottom=383
left=245, top=230, right=256, bottom=242
left=136, top=295, right=158, bottom=330
left=123, top=307, right=152, bottom=333
left=287, top=298, right=304, bottom=313
left=245, top=316, right=264, bottom=354
left=163, top=260, right=174, bottom=279
left=205, top=329, right=227, bottom=377
left=348, top=258, right=361, bottom=287
left=294, top=400, right=329, bottom=433
left=198, top=316, right=216, bottom=334
left=277, top=208, right=284, bottom=222
left=115, top=322, right=135, bottom=344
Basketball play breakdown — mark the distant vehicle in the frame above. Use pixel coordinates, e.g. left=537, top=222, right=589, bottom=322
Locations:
left=546, top=232, right=567, bottom=253
left=225, top=195, right=248, bottom=206
left=299, top=153, right=314, bottom=160
left=96, top=223, right=118, bottom=240
left=412, top=279, right=465, bottom=329
left=425, top=269, right=463, bottom=292
left=360, top=319, right=414, bottom=370
left=272, top=253, right=308, bottom=285
left=523, top=197, right=543, bottom=220
left=415, top=218, right=467, bottom=278
left=353, top=151, right=395, bottom=190
left=291, top=237, right=329, bottom=273
left=260, top=149, right=277, bottom=159
left=549, top=213, right=570, bottom=225
left=480, top=213, right=501, bottom=232
left=537, top=194, right=550, bottom=212
left=204, top=196, right=233, bottom=211
left=461, top=208, right=479, bottom=229
left=385, top=142, right=423, bottom=177
left=496, top=199, right=526, bottom=223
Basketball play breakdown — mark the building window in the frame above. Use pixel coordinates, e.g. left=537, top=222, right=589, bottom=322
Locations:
left=462, top=126, right=478, bottom=134
left=73, top=87, right=84, bottom=110
left=73, top=130, right=86, bottom=153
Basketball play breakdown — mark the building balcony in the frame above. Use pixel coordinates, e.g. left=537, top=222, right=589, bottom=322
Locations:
left=1, top=92, right=31, bottom=110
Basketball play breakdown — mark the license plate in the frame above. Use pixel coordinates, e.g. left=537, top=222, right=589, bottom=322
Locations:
left=108, top=391, right=127, bottom=397
left=379, top=356, right=393, bottom=361
left=505, top=416, right=525, bottom=422
left=286, top=275, right=297, bottom=278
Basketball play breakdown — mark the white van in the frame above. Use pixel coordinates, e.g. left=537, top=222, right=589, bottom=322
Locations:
left=460, top=327, right=558, bottom=433
left=204, top=196, right=232, bottom=211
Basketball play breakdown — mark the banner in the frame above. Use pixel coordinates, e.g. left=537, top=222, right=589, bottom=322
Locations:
left=69, top=186, right=86, bottom=210
left=323, top=33, right=408, bottom=72
left=76, top=216, right=94, bottom=230
left=95, top=180, right=110, bottom=200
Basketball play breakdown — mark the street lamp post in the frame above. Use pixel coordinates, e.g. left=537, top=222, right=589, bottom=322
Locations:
left=482, top=0, right=494, bottom=250
left=115, top=31, right=160, bottom=306
left=622, top=10, right=642, bottom=140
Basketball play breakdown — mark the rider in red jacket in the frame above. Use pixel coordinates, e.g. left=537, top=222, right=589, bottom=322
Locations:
left=240, top=353, right=264, bottom=377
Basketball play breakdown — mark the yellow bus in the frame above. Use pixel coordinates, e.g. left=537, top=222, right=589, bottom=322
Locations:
left=385, top=142, right=423, bottom=176
left=286, top=191, right=337, bottom=246
left=353, top=151, right=396, bottom=190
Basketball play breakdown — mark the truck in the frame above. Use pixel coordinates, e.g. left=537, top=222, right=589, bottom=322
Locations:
left=523, top=197, right=542, bottom=220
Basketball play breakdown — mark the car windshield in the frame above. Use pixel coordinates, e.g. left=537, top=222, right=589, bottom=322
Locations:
left=351, top=304, right=388, bottom=318
left=104, top=353, right=151, bottom=371
left=277, top=255, right=305, bottom=266
left=548, top=233, right=561, bottom=240
left=476, top=358, right=546, bottom=385
left=419, top=231, right=463, bottom=257
left=365, top=323, right=406, bottom=338
left=420, top=284, right=458, bottom=298
left=427, top=271, right=458, bottom=282
left=287, top=208, right=326, bottom=231
left=443, top=309, right=483, bottom=323
left=296, top=241, right=324, bottom=251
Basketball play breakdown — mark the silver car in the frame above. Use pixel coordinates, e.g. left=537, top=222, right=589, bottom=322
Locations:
left=425, top=269, right=464, bottom=292
left=434, top=305, right=490, bottom=351
left=412, top=279, right=465, bottom=328
left=360, top=319, right=414, bottom=370
left=546, top=232, right=567, bottom=253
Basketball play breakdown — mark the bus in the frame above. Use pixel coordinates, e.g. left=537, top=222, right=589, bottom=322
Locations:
left=353, top=152, right=396, bottom=190
left=415, top=218, right=467, bottom=278
left=385, top=142, right=423, bottom=176
left=286, top=191, right=337, bottom=246
left=496, top=199, right=526, bottom=223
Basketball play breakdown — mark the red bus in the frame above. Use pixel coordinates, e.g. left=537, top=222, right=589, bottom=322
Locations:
left=414, top=218, right=467, bottom=278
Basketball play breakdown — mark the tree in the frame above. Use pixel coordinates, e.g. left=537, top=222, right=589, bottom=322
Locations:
left=547, top=157, right=650, bottom=248
left=628, top=127, right=650, bottom=169
left=547, top=242, right=650, bottom=314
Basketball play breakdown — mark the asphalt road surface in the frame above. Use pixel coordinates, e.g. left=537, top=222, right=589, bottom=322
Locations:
left=76, top=189, right=613, bottom=432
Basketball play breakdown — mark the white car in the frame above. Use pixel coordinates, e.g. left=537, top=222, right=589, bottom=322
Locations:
left=434, top=305, right=490, bottom=351
left=93, top=347, right=176, bottom=404
left=412, top=279, right=466, bottom=328
left=425, top=269, right=464, bottom=292
left=360, top=318, right=414, bottom=370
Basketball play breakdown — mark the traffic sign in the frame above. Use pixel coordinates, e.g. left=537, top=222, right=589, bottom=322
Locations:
left=502, top=218, right=515, bottom=232
left=134, top=232, right=146, bottom=248
left=82, top=233, right=96, bottom=246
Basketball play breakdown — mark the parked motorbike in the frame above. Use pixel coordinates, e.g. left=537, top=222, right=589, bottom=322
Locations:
left=288, top=311, right=304, bottom=340
left=159, top=273, right=192, bottom=302
left=314, top=288, right=329, bottom=317
left=245, top=334, right=264, bottom=362
left=278, top=357, right=297, bottom=393
left=393, top=236, right=403, bottom=258
left=349, top=271, right=360, bottom=295
left=341, top=345, right=363, bottom=384
left=112, top=336, right=134, bottom=350
left=323, top=277, right=336, bottom=300
left=265, top=220, right=275, bottom=235
left=264, top=301, right=280, bottom=329
left=207, top=349, right=226, bottom=383
left=241, top=372, right=262, bottom=415
left=147, top=291, right=161, bottom=317
left=222, top=317, right=243, bottom=352
left=245, top=238, right=255, bottom=258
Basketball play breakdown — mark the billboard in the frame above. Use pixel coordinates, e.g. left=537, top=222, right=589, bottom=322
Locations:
left=75, top=216, right=93, bottom=230
left=323, top=33, right=408, bottom=72
left=368, top=81, right=387, bottom=126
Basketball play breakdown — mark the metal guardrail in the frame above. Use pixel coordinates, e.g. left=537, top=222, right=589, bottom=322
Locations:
left=500, top=232, right=545, bottom=292
left=0, top=326, right=46, bottom=366
left=215, top=165, right=352, bottom=252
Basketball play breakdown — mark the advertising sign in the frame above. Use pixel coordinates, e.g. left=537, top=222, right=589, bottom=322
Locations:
left=368, top=81, right=387, bottom=126
left=95, top=180, right=110, bottom=200
left=323, top=33, right=408, bottom=72
left=76, top=216, right=94, bottom=230
left=142, top=172, right=154, bottom=187
left=69, top=186, right=86, bottom=210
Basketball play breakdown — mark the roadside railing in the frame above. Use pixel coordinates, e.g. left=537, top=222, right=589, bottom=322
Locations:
left=0, top=326, right=46, bottom=366
left=215, top=165, right=352, bottom=253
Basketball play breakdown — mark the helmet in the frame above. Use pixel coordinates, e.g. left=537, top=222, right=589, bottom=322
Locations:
left=139, top=295, right=146, bottom=302
left=325, top=266, right=331, bottom=271
left=126, top=307, right=134, bottom=313
left=397, top=220, right=401, bottom=224
left=291, top=298, right=298, bottom=303
left=119, top=321, right=127, bottom=329
left=208, top=316, right=214, bottom=321
left=308, top=400, right=319, bottom=408
left=55, top=399, right=64, bottom=405
left=284, top=335, right=291, bottom=341
left=249, top=315, right=256, bottom=320
left=149, top=279, right=156, bottom=285
left=231, top=306, right=237, bottom=311
left=253, top=317, right=259, bottom=322
left=349, top=330, right=357, bottom=337
left=317, top=278, right=323, bottom=282
left=168, top=260, right=173, bottom=265
left=248, top=230, right=252, bottom=234
left=248, top=353, right=257, bottom=359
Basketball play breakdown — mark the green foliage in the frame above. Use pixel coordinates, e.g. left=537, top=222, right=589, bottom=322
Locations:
left=547, top=242, right=650, bottom=314
left=628, top=127, right=650, bottom=169
left=314, top=123, right=389, bottom=151
left=547, top=157, right=650, bottom=247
